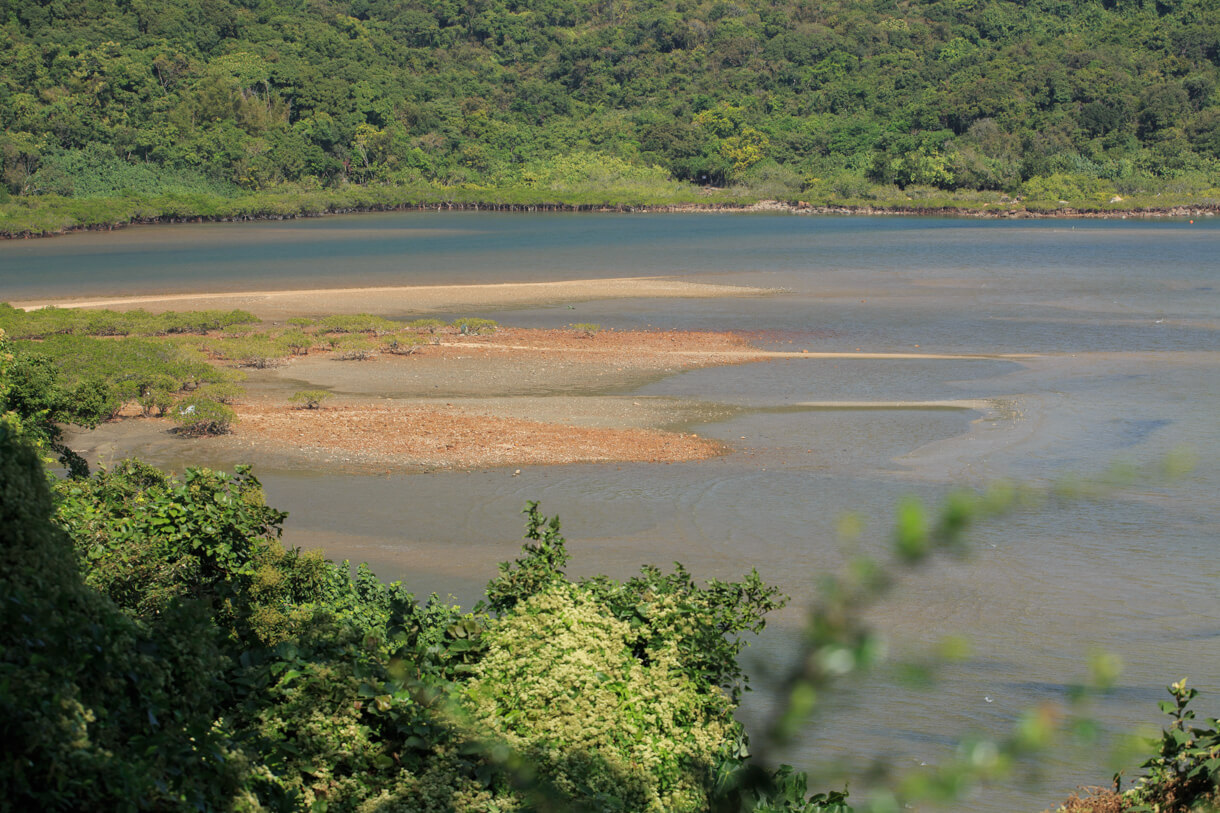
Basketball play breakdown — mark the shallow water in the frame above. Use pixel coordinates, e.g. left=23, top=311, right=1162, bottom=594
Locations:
left=7, top=212, right=1219, bottom=810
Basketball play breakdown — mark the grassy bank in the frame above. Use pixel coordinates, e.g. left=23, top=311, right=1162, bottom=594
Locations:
left=4, top=181, right=1219, bottom=238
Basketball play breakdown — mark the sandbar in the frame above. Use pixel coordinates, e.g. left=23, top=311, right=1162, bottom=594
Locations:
left=46, top=281, right=1031, bottom=471
left=13, top=276, right=779, bottom=320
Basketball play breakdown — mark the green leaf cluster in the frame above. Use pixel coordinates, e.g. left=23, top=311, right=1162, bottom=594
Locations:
left=288, top=389, right=332, bottom=409
left=1130, top=680, right=1220, bottom=812
left=0, top=428, right=254, bottom=809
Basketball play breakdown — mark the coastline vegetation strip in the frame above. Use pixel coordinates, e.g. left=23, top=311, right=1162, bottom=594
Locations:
left=2, top=186, right=1219, bottom=240
left=4, top=0, right=1220, bottom=241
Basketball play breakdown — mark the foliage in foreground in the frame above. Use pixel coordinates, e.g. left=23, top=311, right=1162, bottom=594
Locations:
left=2, top=336, right=1217, bottom=810
left=7, top=430, right=1218, bottom=811
left=1127, top=680, right=1220, bottom=813
left=1, top=410, right=808, bottom=811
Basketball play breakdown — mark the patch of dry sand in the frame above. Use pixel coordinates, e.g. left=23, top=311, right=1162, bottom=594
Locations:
left=13, top=276, right=779, bottom=319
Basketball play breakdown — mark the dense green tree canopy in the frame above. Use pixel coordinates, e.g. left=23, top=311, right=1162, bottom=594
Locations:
left=1, top=0, right=1217, bottom=200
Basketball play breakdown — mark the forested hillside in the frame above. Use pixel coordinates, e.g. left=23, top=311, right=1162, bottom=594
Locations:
left=2, top=0, right=1218, bottom=212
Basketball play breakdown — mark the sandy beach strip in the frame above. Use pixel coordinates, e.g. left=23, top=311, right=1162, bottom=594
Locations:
left=11, top=276, right=781, bottom=319
left=471, top=341, right=1030, bottom=361
left=792, top=399, right=993, bottom=409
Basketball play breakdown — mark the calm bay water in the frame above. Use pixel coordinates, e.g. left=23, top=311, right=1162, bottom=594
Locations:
left=3, top=212, right=1218, bottom=810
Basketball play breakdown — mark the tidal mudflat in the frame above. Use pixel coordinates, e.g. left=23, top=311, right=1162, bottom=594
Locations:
left=10, top=212, right=1218, bottom=812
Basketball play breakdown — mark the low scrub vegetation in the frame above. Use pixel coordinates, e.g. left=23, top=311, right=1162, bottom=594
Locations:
left=0, top=303, right=259, bottom=339
left=171, top=395, right=236, bottom=436
left=0, top=307, right=521, bottom=435
left=289, top=390, right=332, bottom=410
left=452, top=317, right=498, bottom=335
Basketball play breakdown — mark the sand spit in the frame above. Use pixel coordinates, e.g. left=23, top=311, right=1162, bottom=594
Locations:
left=793, top=399, right=992, bottom=409
left=12, top=277, right=780, bottom=319
left=225, top=327, right=760, bottom=469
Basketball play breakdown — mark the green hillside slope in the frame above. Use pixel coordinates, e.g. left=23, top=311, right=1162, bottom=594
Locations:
left=1, top=0, right=1218, bottom=222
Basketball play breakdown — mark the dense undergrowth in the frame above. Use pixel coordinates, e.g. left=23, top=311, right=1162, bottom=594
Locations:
left=3, top=410, right=800, bottom=809
left=2, top=322, right=1217, bottom=811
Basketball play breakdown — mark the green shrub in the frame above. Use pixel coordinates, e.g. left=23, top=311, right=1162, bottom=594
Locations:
left=327, top=334, right=379, bottom=359
left=486, top=503, right=784, bottom=702
left=464, top=582, right=737, bottom=812
left=195, top=382, right=244, bottom=404
left=734, top=160, right=804, bottom=198
left=26, top=143, right=240, bottom=199
left=137, top=387, right=175, bottom=417
left=406, top=318, right=446, bottom=332
left=0, top=304, right=76, bottom=338
left=317, top=313, right=400, bottom=334
left=282, top=329, right=314, bottom=355
left=208, top=334, right=291, bottom=367
left=1022, top=173, right=1120, bottom=206
left=289, top=390, right=331, bottom=409
left=519, top=152, right=677, bottom=197
left=0, top=305, right=258, bottom=339
left=382, top=334, right=426, bottom=354
left=0, top=429, right=249, bottom=810
left=171, top=396, right=236, bottom=436
left=1129, top=680, right=1220, bottom=811
left=10, top=334, right=223, bottom=401
left=452, top=317, right=498, bottom=335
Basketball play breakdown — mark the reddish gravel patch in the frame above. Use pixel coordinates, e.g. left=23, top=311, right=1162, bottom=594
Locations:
left=235, top=403, right=723, bottom=468
left=227, top=327, right=762, bottom=468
